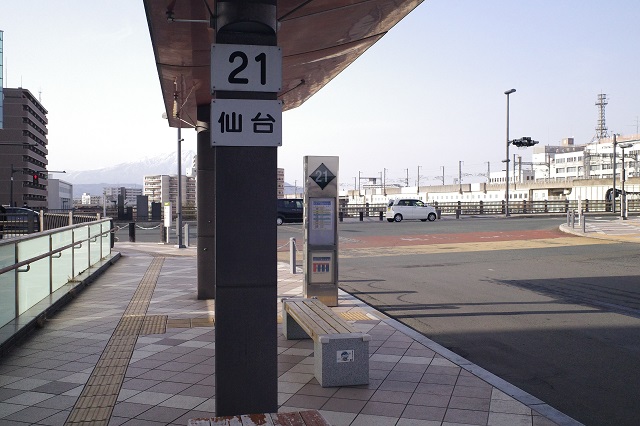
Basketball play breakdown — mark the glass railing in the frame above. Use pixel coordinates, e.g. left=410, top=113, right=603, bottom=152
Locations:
left=0, top=218, right=113, bottom=328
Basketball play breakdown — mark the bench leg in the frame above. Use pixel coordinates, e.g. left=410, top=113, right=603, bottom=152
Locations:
left=315, top=333, right=369, bottom=387
left=283, top=308, right=310, bottom=340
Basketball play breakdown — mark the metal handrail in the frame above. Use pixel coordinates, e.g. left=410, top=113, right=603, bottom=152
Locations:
left=0, top=219, right=112, bottom=276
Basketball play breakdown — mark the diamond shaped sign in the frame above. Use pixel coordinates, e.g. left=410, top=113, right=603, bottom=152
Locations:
left=309, top=163, right=336, bottom=190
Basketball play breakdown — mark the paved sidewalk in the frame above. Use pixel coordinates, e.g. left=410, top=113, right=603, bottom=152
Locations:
left=559, top=214, right=640, bottom=243
left=0, top=243, right=581, bottom=426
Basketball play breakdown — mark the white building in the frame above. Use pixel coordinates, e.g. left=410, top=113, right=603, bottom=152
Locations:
left=143, top=174, right=196, bottom=214
left=80, top=192, right=102, bottom=205
left=531, top=136, right=640, bottom=182
left=47, top=178, right=73, bottom=210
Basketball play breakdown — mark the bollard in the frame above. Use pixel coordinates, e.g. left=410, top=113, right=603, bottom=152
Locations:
left=289, top=237, right=296, bottom=274
left=436, top=209, right=442, bottom=220
left=455, top=208, right=461, bottom=219
left=128, top=222, right=136, bottom=242
left=571, top=210, right=576, bottom=228
left=339, top=211, right=344, bottom=222
left=379, top=211, right=383, bottom=221
left=184, top=223, right=190, bottom=247
left=582, top=211, right=586, bottom=233
left=566, top=210, right=570, bottom=226
left=359, top=211, right=363, bottom=221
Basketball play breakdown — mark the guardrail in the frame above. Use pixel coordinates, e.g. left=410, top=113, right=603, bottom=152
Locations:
left=338, top=199, right=638, bottom=219
left=0, top=218, right=114, bottom=330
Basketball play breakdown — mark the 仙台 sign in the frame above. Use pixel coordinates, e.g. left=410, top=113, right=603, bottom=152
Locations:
left=210, top=99, right=283, bottom=147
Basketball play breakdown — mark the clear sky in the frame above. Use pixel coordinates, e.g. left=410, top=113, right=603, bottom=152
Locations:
left=2, top=0, right=639, bottom=189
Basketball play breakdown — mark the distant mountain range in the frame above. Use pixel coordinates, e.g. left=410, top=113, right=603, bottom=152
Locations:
left=64, top=150, right=296, bottom=197
left=64, top=151, right=195, bottom=196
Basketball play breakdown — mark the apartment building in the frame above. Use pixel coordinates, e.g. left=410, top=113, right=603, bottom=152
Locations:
left=143, top=174, right=196, bottom=214
left=0, top=88, right=49, bottom=208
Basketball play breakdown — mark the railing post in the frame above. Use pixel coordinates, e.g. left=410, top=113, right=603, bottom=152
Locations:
left=339, top=211, right=344, bottom=222
left=566, top=210, right=570, bottom=226
left=571, top=210, right=576, bottom=228
left=128, top=222, right=136, bottom=242
left=479, top=200, right=484, bottom=215
left=501, top=200, right=505, bottom=214
left=585, top=199, right=589, bottom=213
left=289, top=237, right=296, bottom=274
left=359, top=211, right=363, bottom=221
left=544, top=200, right=548, bottom=213
left=379, top=211, right=383, bottom=221
left=184, top=223, right=190, bottom=247
left=366, top=202, right=370, bottom=217
left=582, top=211, right=586, bottom=233
left=39, top=210, right=44, bottom=232
left=523, top=200, right=527, bottom=214
left=68, top=211, right=73, bottom=226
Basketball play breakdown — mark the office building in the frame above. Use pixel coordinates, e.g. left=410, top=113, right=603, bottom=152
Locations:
left=0, top=88, right=49, bottom=208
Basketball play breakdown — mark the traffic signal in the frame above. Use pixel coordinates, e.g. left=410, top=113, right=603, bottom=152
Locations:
left=33, top=173, right=39, bottom=184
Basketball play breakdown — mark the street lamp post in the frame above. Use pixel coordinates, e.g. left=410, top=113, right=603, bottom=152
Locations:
left=417, top=165, right=421, bottom=195
left=176, top=123, right=185, bottom=248
left=620, top=143, right=633, bottom=220
left=612, top=134, right=617, bottom=214
left=9, top=164, right=19, bottom=207
left=504, top=88, right=516, bottom=217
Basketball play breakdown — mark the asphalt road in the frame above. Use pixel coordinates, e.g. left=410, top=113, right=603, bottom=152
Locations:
left=120, top=216, right=639, bottom=424
left=319, top=217, right=640, bottom=426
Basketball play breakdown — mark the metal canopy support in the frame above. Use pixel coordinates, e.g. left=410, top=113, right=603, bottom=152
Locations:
left=205, top=0, right=279, bottom=416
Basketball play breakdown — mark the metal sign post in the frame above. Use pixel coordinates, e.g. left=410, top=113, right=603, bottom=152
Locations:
left=304, top=156, right=339, bottom=307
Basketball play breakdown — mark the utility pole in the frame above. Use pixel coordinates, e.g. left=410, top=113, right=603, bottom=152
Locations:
left=404, top=168, right=409, bottom=187
left=458, top=161, right=463, bottom=194
left=383, top=168, right=387, bottom=196
left=417, top=165, right=421, bottom=195
left=441, top=166, right=445, bottom=185
left=486, top=162, right=491, bottom=183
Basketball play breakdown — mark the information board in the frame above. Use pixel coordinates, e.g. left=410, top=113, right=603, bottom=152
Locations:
left=308, top=198, right=335, bottom=246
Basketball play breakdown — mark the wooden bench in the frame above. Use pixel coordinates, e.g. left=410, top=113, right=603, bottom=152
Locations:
left=282, top=297, right=370, bottom=387
left=188, top=409, right=330, bottom=425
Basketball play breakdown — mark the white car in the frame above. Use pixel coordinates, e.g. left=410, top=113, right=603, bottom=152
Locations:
left=386, top=199, right=437, bottom=222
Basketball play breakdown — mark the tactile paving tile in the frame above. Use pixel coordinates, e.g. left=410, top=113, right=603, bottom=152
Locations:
left=338, top=310, right=372, bottom=321
left=139, top=314, right=168, bottom=335
left=165, top=316, right=215, bottom=330
left=166, top=318, right=192, bottom=328
left=65, top=257, right=165, bottom=425
left=191, top=317, right=215, bottom=327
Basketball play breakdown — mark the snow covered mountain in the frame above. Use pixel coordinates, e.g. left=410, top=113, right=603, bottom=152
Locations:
left=61, top=150, right=195, bottom=196
left=64, top=150, right=196, bottom=186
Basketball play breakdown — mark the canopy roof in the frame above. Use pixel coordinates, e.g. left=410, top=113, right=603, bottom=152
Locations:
left=143, top=0, right=423, bottom=127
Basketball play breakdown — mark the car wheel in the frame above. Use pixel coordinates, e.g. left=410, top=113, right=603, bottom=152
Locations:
left=387, top=218, right=394, bottom=222
left=428, top=213, right=436, bottom=221
left=394, top=214, right=403, bottom=222
left=277, top=216, right=284, bottom=226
